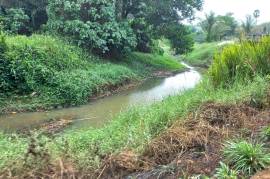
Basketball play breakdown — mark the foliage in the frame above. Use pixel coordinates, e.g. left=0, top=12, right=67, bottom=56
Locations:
left=200, top=12, right=217, bottom=42
left=0, top=34, right=184, bottom=109
left=209, top=37, right=270, bottom=87
left=47, top=0, right=137, bottom=56
left=0, top=0, right=48, bottom=32
left=223, top=140, right=270, bottom=175
left=0, top=35, right=140, bottom=105
left=200, top=12, right=238, bottom=42
left=215, top=162, right=238, bottom=179
left=242, top=15, right=256, bottom=34
left=164, top=24, right=194, bottom=55
left=0, top=8, right=31, bottom=35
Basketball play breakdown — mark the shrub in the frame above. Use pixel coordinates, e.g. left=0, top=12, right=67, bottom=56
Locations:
left=47, top=0, right=137, bottom=57
left=215, top=162, right=238, bottom=179
left=0, top=35, right=89, bottom=94
left=223, top=140, right=270, bottom=175
left=0, top=8, right=31, bottom=35
left=209, top=37, right=270, bottom=87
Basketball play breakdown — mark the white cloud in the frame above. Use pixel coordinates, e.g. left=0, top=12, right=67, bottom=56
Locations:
left=192, top=0, right=270, bottom=24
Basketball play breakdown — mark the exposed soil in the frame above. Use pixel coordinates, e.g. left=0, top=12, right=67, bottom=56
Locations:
left=1, top=101, right=269, bottom=179
left=95, top=102, right=270, bottom=179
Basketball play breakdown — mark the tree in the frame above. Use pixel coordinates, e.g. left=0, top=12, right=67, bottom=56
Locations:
left=114, top=0, right=202, bottom=54
left=200, top=12, right=216, bottom=42
left=200, top=12, right=238, bottom=41
left=253, top=9, right=260, bottom=24
left=0, top=8, right=31, bottom=34
left=0, top=0, right=48, bottom=32
left=216, top=13, right=238, bottom=37
left=47, top=0, right=137, bottom=57
left=165, top=24, right=194, bottom=54
left=242, top=15, right=256, bottom=34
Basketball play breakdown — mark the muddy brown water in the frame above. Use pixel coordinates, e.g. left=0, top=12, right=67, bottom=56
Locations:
left=0, top=63, right=201, bottom=132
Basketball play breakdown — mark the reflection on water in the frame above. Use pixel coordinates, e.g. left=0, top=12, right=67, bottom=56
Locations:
left=0, top=64, right=201, bottom=132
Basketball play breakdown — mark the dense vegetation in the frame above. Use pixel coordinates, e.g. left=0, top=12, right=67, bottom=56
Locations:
left=0, top=34, right=184, bottom=113
left=0, top=0, right=202, bottom=56
left=1, top=0, right=270, bottom=178
left=1, top=36, right=270, bottom=178
left=210, top=36, right=270, bottom=87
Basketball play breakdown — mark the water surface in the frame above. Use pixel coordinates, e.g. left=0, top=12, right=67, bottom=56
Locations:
left=0, top=63, right=201, bottom=132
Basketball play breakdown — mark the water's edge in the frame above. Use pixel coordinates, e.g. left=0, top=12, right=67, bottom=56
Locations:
left=0, top=63, right=201, bottom=132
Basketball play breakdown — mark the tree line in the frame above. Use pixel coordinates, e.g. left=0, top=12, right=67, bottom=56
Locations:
left=0, top=0, right=203, bottom=57
left=198, top=9, right=263, bottom=42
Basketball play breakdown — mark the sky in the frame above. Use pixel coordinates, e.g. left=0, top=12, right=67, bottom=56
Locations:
left=191, top=0, right=270, bottom=24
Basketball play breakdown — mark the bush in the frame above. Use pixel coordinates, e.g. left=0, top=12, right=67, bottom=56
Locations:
left=0, top=35, right=88, bottom=94
left=209, top=37, right=270, bottom=87
left=223, top=140, right=270, bottom=175
left=163, top=24, right=194, bottom=55
left=0, top=8, right=31, bottom=35
left=47, top=0, right=137, bottom=57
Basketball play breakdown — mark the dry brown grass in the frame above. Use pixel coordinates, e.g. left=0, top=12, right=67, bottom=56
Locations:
left=2, top=102, right=270, bottom=179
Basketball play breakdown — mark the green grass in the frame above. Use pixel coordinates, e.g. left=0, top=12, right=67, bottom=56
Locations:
left=125, top=52, right=184, bottom=71
left=0, top=76, right=268, bottom=172
left=223, top=140, right=270, bottom=175
left=0, top=35, right=184, bottom=114
left=184, top=42, right=220, bottom=67
left=209, top=37, right=270, bottom=87
left=215, top=162, right=238, bottom=179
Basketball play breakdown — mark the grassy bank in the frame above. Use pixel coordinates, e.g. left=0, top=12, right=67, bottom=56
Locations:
left=1, top=37, right=270, bottom=178
left=183, top=42, right=220, bottom=67
left=0, top=76, right=269, bottom=177
left=0, top=35, right=184, bottom=114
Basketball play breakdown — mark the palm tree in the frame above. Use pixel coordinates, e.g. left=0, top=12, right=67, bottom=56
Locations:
left=253, top=9, right=260, bottom=24
left=200, top=11, right=216, bottom=42
left=242, top=15, right=256, bottom=34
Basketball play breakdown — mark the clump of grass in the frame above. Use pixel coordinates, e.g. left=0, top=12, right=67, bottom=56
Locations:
left=223, top=140, right=270, bottom=175
left=209, top=37, right=270, bottom=87
left=215, top=162, right=238, bottom=179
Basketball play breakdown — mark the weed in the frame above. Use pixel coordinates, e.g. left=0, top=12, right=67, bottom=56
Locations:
left=223, top=140, right=270, bottom=175
left=215, top=162, right=238, bottom=179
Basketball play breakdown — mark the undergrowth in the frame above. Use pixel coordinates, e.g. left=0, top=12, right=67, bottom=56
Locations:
left=0, top=76, right=268, bottom=175
left=0, top=34, right=184, bottom=113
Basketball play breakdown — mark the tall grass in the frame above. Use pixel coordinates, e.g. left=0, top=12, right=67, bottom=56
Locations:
left=209, top=37, right=270, bottom=87
left=184, top=42, right=220, bottom=66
